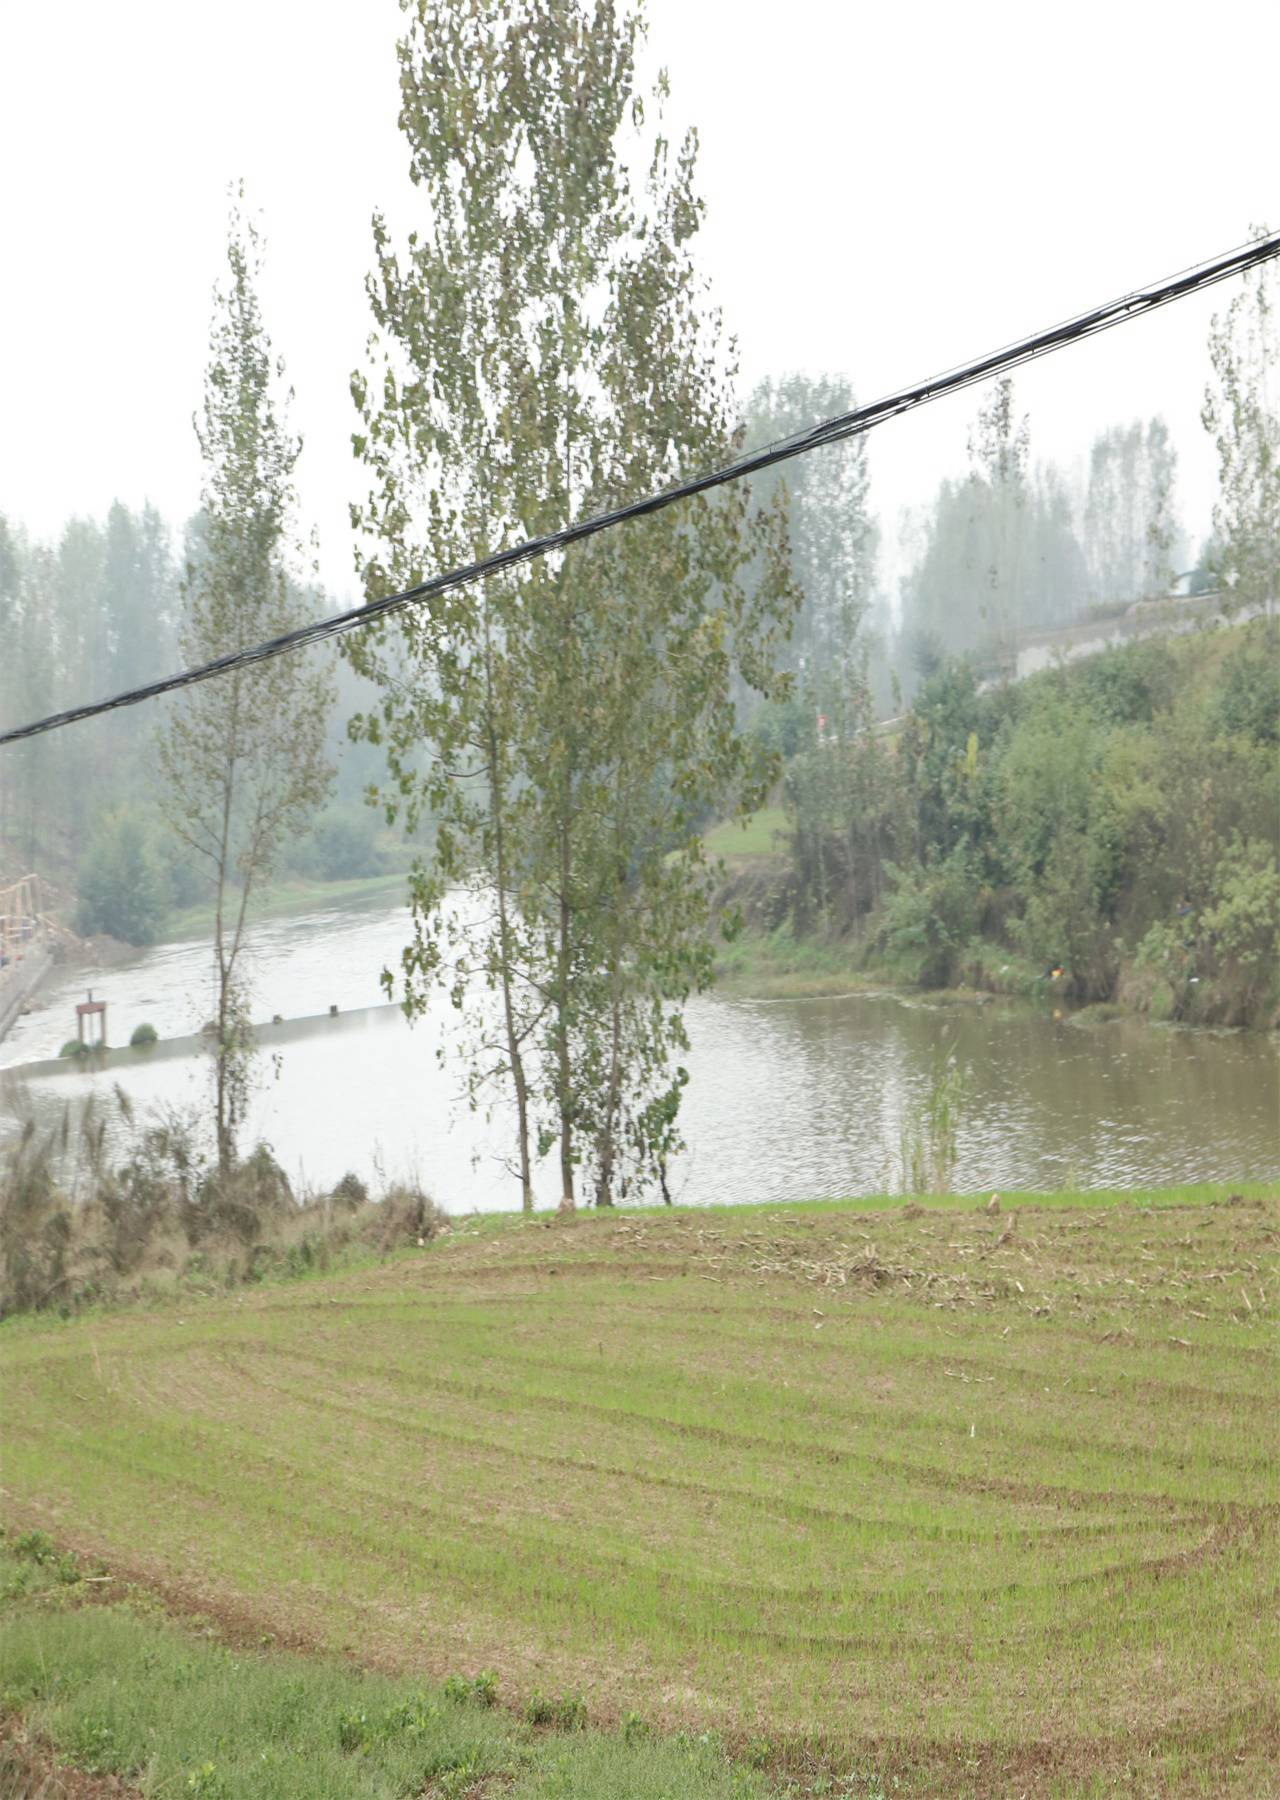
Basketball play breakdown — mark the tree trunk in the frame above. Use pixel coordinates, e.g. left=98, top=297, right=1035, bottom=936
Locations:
left=213, top=727, right=237, bottom=1181
left=214, top=957, right=232, bottom=1179
left=556, top=866, right=574, bottom=1208
left=494, top=864, right=533, bottom=1214
left=483, top=643, right=533, bottom=1213
left=594, top=925, right=624, bottom=1207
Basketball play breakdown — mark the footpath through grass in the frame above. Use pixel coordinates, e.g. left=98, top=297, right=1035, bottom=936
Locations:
left=2, top=1186, right=1277, bottom=1797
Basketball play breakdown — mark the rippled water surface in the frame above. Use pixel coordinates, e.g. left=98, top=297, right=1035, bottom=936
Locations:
left=3, top=897, right=1276, bottom=1207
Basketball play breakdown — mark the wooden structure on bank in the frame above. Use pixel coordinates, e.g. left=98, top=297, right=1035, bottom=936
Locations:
left=0, top=872, right=47, bottom=966
left=76, top=990, right=107, bottom=1049
left=0, top=872, right=55, bottom=1043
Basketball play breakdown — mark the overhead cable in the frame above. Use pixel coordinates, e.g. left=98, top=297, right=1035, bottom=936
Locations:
left=3, top=229, right=1277, bottom=749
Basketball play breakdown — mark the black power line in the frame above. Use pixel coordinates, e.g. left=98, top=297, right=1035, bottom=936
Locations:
left=3, top=230, right=1277, bottom=750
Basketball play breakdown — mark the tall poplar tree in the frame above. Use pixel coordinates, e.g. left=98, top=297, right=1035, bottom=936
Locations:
left=158, top=197, right=332, bottom=1176
left=348, top=0, right=794, bottom=1208
left=967, top=376, right=1029, bottom=678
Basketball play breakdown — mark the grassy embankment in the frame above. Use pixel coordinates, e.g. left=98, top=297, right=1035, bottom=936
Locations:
left=161, top=870, right=409, bottom=945
left=704, top=807, right=790, bottom=865
left=710, top=620, right=1280, bottom=1025
left=706, top=808, right=861, bottom=1000
left=2, top=1184, right=1276, bottom=1797
left=707, top=808, right=894, bottom=1001
left=707, top=816, right=1100, bottom=1008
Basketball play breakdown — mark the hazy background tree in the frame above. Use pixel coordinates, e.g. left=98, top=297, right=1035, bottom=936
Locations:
left=102, top=501, right=177, bottom=696
left=743, top=374, right=878, bottom=685
left=0, top=517, right=29, bottom=862
left=157, top=197, right=332, bottom=1175
left=0, top=507, right=180, bottom=886
left=1203, top=225, right=1278, bottom=611
left=894, top=387, right=1191, bottom=694
left=897, top=379, right=1037, bottom=680
left=1083, top=416, right=1182, bottom=605
left=740, top=379, right=901, bottom=927
left=966, top=376, right=1030, bottom=678
left=0, top=497, right=406, bottom=939
left=74, top=806, right=167, bottom=946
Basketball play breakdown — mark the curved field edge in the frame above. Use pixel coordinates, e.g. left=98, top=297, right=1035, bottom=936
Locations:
left=3, top=1185, right=1277, bottom=1798
left=0, top=1540, right=772, bottom=1799
left=2, top=1543, right=1275, bottom=1800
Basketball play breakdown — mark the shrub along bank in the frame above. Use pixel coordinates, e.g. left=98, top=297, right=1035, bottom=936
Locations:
left=746, top=621, right=1279, bottom=1027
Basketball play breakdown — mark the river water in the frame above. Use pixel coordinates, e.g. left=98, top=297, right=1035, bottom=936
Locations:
left=2, top=896, right=1276, bottom=1209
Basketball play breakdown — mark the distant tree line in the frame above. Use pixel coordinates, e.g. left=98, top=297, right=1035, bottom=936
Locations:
left=0, top=504, right=407, bottom=946
left=0, top=502, right=178, bottom=881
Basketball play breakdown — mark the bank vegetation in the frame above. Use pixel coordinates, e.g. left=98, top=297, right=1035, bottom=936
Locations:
left=0, top=1086, right=448, bottom=1319
left=736, top=619, right=1279, bottom=1029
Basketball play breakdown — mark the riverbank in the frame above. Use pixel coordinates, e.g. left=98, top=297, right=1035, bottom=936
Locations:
left=0, top=871, right=413, bottom=1054
left=4, top=1186, right=1277, bottom=1797
left=708, top=622, right=1280, bottom=1031
left=714, top=919, right=1052, bottom=1008
left=160, top=868, right=409, bottom=943
left=714, top=913, right=1280, bottom=1030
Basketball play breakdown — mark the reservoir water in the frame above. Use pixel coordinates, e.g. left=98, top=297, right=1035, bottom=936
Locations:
left=2, top=895, right=1276, bottom=1209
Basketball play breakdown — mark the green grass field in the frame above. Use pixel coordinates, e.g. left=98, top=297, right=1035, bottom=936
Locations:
left=713, top=923, right=877, bottom=997
left=2, top=1186, right=1277, bottom=1797
left=704, top=806, right=789, bottom=862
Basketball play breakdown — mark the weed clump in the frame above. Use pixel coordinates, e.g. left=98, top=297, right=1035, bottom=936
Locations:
left=9, top=1530, right=81, bottom=1585
left=443, top=1671, right=498, bottom=1709
left=363, top=1183, right=450, bottom=1252
left=330, top=1170, right=369, bottom=1211
left=0, top=1085, right=450, bottom=1317
left=525, top=1690, right=587, bottom=1729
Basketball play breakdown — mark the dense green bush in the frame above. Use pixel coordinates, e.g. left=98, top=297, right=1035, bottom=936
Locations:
left=74, top=807, right=168, bottom=945
left=876, top=849, right=977, bottom=988
left=290, top=801, right=386, bottom=881
left=1070, top=637, right=1175, bottom=726
left=1210, top=625, right=1280, bottom=744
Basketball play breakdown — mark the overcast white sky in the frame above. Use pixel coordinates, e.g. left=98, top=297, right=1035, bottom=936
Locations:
left=2, top=0, right=1276, bottom=602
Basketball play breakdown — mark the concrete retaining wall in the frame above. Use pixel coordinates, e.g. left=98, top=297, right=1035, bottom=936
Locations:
left=0, top=947, right=53, bottom=1045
